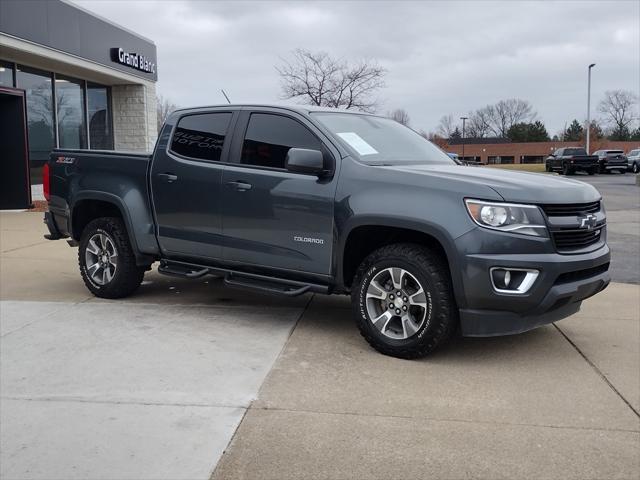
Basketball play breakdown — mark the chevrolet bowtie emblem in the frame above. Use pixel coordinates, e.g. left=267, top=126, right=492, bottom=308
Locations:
left=579, top=214, right=598, bottom=230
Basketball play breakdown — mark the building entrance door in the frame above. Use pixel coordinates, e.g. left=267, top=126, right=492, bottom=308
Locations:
left=0, top=87, right=31, bottom=209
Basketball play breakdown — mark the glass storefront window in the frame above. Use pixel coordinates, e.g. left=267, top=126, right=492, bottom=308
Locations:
left=16, top=66, right=54, bottom=165
left=87, top=83, right=113, bottom=149
left=0, top=60, right=14, bottom=87
left=55, top=75, right=86, bottom=149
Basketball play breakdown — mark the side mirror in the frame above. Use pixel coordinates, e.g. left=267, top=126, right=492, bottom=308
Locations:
left=285, top=148, right=325, bottom=176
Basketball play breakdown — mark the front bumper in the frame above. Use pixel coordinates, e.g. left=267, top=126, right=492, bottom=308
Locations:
left=457, top=243, right=610, bottom=337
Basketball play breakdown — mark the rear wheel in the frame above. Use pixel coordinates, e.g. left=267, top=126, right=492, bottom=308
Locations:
left=79, top=217, right=146, bottom=298
left=633, top=162, right=639, bottom=174
left=352, top=243, right=457, bottom=359
left=587, top=167, right=596, bottom=175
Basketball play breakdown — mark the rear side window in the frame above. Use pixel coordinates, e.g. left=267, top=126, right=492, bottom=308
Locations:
left=170, top=112, right=232, bottom=161
left=240, top=113, right=321, bottom=169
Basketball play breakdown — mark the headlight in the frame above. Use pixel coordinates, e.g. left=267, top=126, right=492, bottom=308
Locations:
left=465, top=199, right=548, bottom=237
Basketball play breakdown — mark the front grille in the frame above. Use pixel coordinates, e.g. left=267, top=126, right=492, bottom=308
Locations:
left=555, top=262, right=609, bottom=285
left=552, top=227, right=603, bottom=251
left=541, top=201, right=600, bottom=217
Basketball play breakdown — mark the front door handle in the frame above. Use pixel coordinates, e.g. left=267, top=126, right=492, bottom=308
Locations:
left=157, top=173, right=178, bottom=183
left=226, top=180, right=252, bottom=191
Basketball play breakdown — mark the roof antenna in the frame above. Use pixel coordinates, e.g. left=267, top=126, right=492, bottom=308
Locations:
left=221, top=89, right=231, bottom=104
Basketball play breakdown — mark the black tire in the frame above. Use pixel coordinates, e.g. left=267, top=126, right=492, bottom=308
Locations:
left=587, top=167, right=596, bottom=175
left=545, top=163, right=552, bottom=172
left=351, top=243, right=458, bottom=359
left=79, top=217, right=146, bottom=299
left=619, top=169, right=626, bottom=174
left=633, top=162, right=639, bottom=174
left=562, top=163, right=573, bottom=175
left=599, top=165, right=607, bottom=174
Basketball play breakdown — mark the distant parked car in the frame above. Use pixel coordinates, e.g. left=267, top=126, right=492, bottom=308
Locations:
left=593, top=150, right=627, bottom=174
left=626, top=148, right=640, bottom=173
left=447, top=152, right=459, bottom=161
left=545, top=147, right=598, bottom=175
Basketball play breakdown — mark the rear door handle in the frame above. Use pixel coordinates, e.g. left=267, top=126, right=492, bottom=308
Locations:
left=226, top=180, right=252, bottom=191
left=157, top=173, right=178, bottom=183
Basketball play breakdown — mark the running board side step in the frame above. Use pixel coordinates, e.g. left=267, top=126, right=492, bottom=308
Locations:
left=224, top=273, right=311, bottom=296
left=157, top=260, right=329, bottom=297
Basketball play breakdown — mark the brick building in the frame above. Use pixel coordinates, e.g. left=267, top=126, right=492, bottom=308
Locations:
left=446, top=139, right=640, bottom=164
left=0, top=0, right=158, bottom=184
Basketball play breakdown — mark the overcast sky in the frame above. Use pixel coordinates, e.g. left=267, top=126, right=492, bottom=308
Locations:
left=74, top=0, right=639, bottom=136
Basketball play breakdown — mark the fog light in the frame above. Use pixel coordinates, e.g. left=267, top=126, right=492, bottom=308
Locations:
left=490, top=268, right=539, bottom=294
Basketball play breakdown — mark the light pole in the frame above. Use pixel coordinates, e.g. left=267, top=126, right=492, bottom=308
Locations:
left=460, top=116, right=468, bottom=161
left=586, top=63, right=595, bottom=154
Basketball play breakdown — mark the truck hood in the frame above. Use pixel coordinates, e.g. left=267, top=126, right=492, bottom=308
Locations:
left=383, top=164, right=601, bottom=204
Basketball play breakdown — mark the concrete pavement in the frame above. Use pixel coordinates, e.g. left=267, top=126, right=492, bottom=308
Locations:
left=212, top=286, right=640, bottom=480
left=1, top=211, right=639, bottom=479
left=1, top=212, right=309, bottom=479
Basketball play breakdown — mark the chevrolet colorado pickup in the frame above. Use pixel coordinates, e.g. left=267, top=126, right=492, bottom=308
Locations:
left=44, top=105, right=611, bottom=358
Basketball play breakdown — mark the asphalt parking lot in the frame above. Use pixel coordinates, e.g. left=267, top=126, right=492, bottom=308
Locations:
left=576, top=173, right=640, bottom=284
left=1, top=173, right=638, bottom=479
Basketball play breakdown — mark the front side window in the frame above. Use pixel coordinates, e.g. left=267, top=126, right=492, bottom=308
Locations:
left=170, top=112, right=232, bottom=161
left=56, top=75, right=86, bottom=149
left=241, top=113, right=321, bottom=169
left=313, top=112, right=453, bottom=166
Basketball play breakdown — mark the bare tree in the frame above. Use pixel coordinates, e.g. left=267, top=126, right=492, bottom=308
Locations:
left=598, top=90, right=638, bottom=139
left=388, top=108, right=411, bottom=126
left=486, top=99, right=535, bottom=137
left=436, top=114, right=458, bottom=138
left=466, top=108, right=493, bottom=138
left=276, top=49, right=386, bottom=112
left=157, top=94, right=178, bottom=132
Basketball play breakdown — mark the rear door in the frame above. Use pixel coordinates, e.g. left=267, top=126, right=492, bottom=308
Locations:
left=151, top=109, right=237, bottom=260
left=220, top=109, right=339, bottom=276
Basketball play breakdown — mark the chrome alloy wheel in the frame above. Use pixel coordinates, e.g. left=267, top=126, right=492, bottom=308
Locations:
left=85, top=233, right=118, bottom=286
left=365, top=267, right=429, bottom=340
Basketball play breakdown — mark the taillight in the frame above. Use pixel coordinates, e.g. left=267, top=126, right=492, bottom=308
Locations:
left=43, top=163, right=50, bottom=202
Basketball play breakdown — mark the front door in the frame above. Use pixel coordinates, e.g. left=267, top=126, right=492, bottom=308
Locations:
left=221, top=111, right=339, bottom=276
left=151, top=110, right=236, bottom=261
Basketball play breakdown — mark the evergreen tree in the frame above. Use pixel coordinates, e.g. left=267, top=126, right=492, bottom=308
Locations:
left=564, top=119, right=583, bottom=141
left=449, top=127, right=462, bottom=140
left=608, top=125, right=631, bottom=141
left=507, top=121, right=550, bottom=142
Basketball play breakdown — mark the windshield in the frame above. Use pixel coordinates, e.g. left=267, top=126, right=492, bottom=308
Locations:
left=312, top=112, right=454, bottom=165
left=564, top=148, right=587, bottom=155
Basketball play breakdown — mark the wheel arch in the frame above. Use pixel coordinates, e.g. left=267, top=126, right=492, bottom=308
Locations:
left=71, top=192, right=155, bottom=265
left=337, top=218, right=465, bottom=307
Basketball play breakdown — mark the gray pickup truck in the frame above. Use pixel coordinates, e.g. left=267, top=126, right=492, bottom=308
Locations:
left=44, top=105, right=610, bottom=358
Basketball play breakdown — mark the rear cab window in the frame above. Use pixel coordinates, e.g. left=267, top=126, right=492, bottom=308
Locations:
left=170, top=112, right=233, bottom=161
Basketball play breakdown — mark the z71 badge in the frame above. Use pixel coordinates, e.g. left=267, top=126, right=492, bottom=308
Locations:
left=56, top=156, right=76, bottom=164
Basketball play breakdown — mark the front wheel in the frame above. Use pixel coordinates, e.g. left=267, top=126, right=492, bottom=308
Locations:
left=351, top=244, right=458, bottom=359
left=562, top=163, right=574, bottom=175
left=79, top=217, right=146, bottom=298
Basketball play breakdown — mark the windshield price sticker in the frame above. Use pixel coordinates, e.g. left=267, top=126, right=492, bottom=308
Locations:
left=337, top=132, right=378, bottom=156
